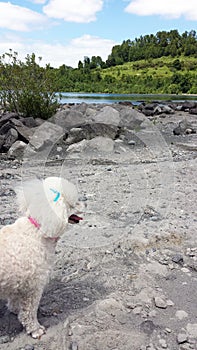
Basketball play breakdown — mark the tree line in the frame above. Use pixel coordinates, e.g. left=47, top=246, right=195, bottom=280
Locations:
left=77, top=30, right=197, bottom=69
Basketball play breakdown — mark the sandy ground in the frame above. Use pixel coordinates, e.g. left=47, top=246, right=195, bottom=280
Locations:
left=0, top=109, right=197, bottom=350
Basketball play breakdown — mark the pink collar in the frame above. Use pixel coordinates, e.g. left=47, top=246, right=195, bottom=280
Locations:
left=28, top=216, right=41, bottom=229
left=28, top=216, right=59, bottom=242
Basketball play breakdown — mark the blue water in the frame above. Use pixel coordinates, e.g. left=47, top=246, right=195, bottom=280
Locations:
left=58, top=92, right=197, bottom=105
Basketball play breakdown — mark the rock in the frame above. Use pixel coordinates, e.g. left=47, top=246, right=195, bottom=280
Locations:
left=154, top=296, right=168, bottom=309
left=140, top=320, right=158, bottom=335
left=186, top=323, right=197, bottom=338
left=189, top=107, right=197, bottom=115
left=173, top=119, right=195, bottom=135
left=67, top=139, right=87, bottom=153
left=3, top=128, right=18, bottom=151
left=0, top=335, right=10, bottom=344
left=7, top=140, right=27, bottom=159
left=0, top=135, right=4, bottom=150
left=172, top=254, right=184, bottom=265
left=161, top=105, right=174, bottom=114
left=175, top=310, right=188, bottom=320
left=120, top=107, right=145, bottom=129
left=14, top=123, right=34, bottom=143
left=87, top=136, right=114, bottom=153
left=158, top=338, right=167, bottom=348
left=0, top=112, right=19, bottom=128
left=21, top=116, right=37, bottom=128
left=65, top=123, right=119, bottom=145
left=73, top=102, right=88, bottom=114
left=96, top=297, right=123, bottom=316
left=128, top=140, right=136, bottom=145
left=181, top=101, right=197, bottom=111
left=52, top=109, right=86, bottom=129
left=177, top=333, right=188, bottom=344
left=67, top=136, right=114, bottom=154
left=70, top=341, right=78, bottom=350
left=29, top=121, right=64, bottom=151
left=92, top=106, right=120, bottom=126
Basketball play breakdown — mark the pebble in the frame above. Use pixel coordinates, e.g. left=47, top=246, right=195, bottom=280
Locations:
left=177, top=333, right=188, bottom=344
left=132, top=306, right=142, bottom=314
left=186, top=323, right=197, bottom=338
left=166, top=299, right=174, bottom=306
left=158, top=338, right=167, bottom=348
left=70, top=341, right=78, bottom=350
left=175, top=310, right=188, bottom=320
left=154, top=296, right=168, bottom=309
left=0, top=335, right=10, bottom=344
left=172, top=253, right=184, bottom=265
left=181, top=267, right=190, bottom=273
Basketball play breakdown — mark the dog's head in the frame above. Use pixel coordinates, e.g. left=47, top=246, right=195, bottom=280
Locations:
left=16, top=177, right=83, bottom=239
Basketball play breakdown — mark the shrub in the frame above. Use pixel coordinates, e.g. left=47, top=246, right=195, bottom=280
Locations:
left=0, top=50, right=59, bottom=119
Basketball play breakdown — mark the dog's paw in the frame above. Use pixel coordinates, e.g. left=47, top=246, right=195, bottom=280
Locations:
left=30, top=326, right=46, bottom=339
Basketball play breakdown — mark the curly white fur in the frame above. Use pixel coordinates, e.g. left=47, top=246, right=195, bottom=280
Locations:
left=0, top=177, right=80, bottom=338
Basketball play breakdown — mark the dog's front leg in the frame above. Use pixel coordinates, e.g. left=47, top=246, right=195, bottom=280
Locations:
left=18, top=288, right=45, bottom=338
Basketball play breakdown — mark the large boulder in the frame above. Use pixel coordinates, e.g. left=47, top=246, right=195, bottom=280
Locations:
left=0, top=112, right=19, bottom=128
left=67, top=136, right=114, bottom=154
left=29, top=121, right=64, bottom=151
left=119, top=107, right=145, bottom=129
left=65, top=123, right=119, bottom=145
left=91, top=106, right=120, bottom=126
left=52, top=109, right=87, bottom=129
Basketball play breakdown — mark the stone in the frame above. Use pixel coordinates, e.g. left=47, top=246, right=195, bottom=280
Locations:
left=3, top=128, right=18, bottom=151
left=92, top=106, right=120, bottom=126
left=173, top=119, right=194, bottom=135
left=52, top=109, right=86, bottom=129
left=172, top=254, right=184, bottom=265
left=29, top=121, right=64, bottom=151
left=0, top=335, right=10, bottom=344
left=65, top=123, right=119, bottom=145
left=154, top=296, right=168, bottom=308
left=175, top=310, right=188, bottom=320
left=66, top=139, right=87, bottom=153
left=177, top=333, right=188, bottom=344
left=7, top=140, right=27, bottom=159
left=186, top=323, right=197, bottom=338
left=189, top=107, right=197, bottom=115
left=120, top=107, right=145, bottom=129
left=87, top=136, right=114, bottom=153
left=0, top=112, right=19, bottom=128
left=158, top=338, right=167, bottom=348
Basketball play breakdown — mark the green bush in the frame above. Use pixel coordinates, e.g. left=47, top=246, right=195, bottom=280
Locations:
left=0, top=50, right=59, bottom=119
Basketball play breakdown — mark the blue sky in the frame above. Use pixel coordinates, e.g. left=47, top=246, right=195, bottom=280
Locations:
left=0, top=0, right=196, bottom=68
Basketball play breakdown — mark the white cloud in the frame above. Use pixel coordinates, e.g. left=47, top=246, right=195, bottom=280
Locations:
left=125, top=0, right=197, bottom=20
left=31, top=0, right=47, bottom=3
left=0, top=34, right=117, bottom=68
left=43, top=0, right=103, bottom=23
left=0, top=2, right=48, bottom=31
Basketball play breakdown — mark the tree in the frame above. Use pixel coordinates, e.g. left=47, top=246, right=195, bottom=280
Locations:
left=0, top=50, right=59, bottom=119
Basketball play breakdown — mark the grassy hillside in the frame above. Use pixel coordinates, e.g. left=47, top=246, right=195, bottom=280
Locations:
left=97, top=56, right=197, bottom=94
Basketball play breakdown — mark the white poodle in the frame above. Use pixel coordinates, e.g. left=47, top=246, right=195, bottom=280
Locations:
left=0, top=177, right=83, bottom=338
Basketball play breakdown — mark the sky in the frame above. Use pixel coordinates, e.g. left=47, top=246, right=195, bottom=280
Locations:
left=0, top=0, right=196, bottom=68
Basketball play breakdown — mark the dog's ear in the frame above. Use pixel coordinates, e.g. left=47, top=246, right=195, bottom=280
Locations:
left=15, top=179, right=43, bottom=214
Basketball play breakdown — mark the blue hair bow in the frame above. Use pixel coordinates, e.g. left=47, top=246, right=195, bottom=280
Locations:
left=50, top=188, right=60, bottom=202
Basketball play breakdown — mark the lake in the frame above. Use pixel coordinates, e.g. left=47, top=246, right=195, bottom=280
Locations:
left=59, top=92, right=197, bottom=105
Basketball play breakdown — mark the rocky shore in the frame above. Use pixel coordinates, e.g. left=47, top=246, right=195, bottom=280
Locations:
left=0, top=101, right=197, bottom=350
